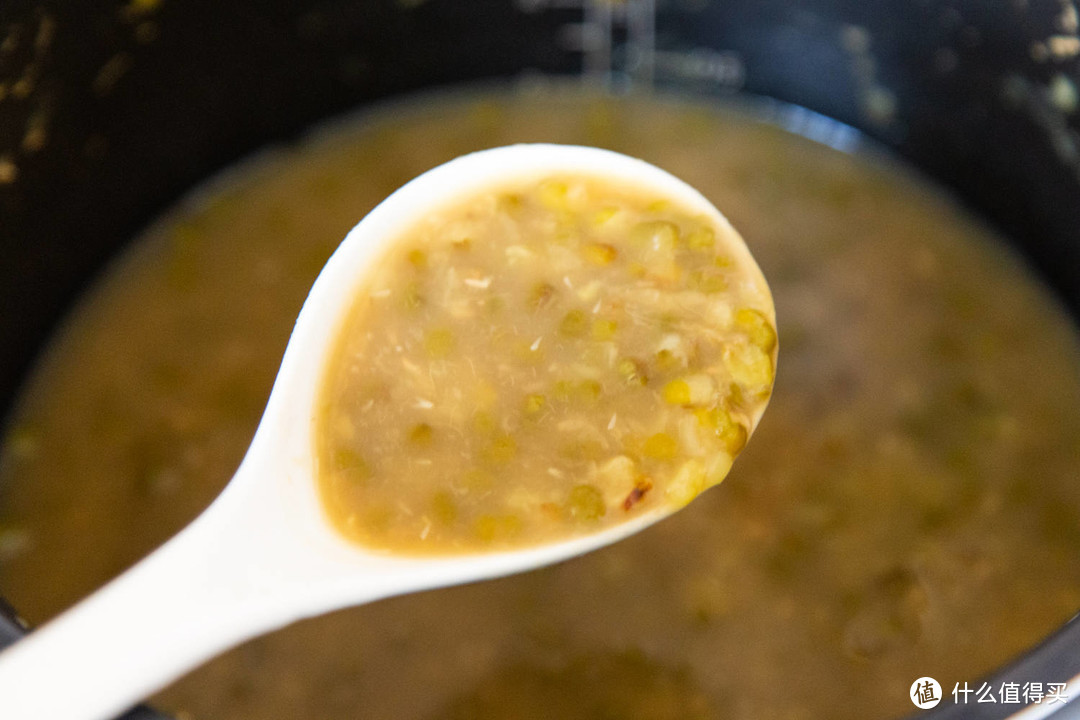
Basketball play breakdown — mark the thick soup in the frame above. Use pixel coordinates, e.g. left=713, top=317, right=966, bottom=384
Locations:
left=1, top=88, right=1079, bottom=720
left=318, top=174, right=775, bottom=551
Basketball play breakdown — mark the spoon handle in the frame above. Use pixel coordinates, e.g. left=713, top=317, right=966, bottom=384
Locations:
left=0, top=476, right=287, bottom=720
left=0, top=595, right=175, bottom=720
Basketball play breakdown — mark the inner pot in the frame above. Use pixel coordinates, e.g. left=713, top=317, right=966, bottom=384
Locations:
left=1, top=2, right=1079, bottom=719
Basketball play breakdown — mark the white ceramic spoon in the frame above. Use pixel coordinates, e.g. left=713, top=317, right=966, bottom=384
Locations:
left=0, top=144, right=771, bottom=720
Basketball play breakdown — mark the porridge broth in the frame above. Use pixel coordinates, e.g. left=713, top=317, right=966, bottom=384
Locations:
left=317, top=173, right=775, bottom=552
left=1, top=88, right=1079, bottom=719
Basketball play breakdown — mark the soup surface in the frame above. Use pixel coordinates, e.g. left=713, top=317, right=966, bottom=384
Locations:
left=318, top=173, right=775, bottom=551
left=2, top=87, right=1080, bottom=720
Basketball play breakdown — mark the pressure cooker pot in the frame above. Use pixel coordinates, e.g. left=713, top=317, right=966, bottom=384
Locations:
left=2, top=2, right=1080, bottom=719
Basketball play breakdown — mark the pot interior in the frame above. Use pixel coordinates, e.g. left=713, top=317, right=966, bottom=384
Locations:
left=2, top=3, right=1080, bottom=720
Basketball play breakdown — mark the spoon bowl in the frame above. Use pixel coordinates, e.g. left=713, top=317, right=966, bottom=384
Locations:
left=0, top=144, right=768, bottom=720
